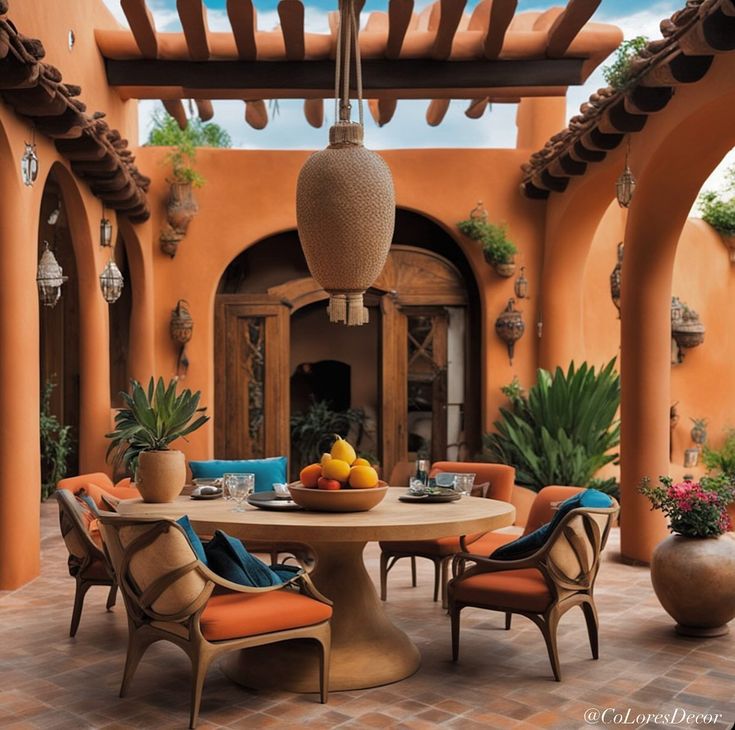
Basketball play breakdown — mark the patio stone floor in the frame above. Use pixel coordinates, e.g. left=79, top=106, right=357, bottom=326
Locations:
left=1, top=502, right=734, bottom=730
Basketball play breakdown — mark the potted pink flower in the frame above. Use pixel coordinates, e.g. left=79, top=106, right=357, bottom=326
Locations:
left=641, top=476, right=735, bottom=637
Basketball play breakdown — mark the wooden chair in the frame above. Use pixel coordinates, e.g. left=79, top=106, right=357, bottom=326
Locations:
left=448, top=498, right=619, bottom=680
left=379, top=462, right=515, bottom=608
left=55, top=489, right=117, bottom=637
left=98, top=514, right=332, bottom=729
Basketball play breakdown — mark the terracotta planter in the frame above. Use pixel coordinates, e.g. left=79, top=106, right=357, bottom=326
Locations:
left=167, top=181, right=198, bottom=231
left=136, top=450, right=186, bottom=503
left=651, top=533, right=735, bottom=636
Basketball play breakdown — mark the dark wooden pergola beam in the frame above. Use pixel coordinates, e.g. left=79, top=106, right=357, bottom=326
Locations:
left=484, top=0, right=518, bottom=60
left=105, top=57, right=584, bottom=94
left=546, top=0, right=601, bottom=58
left=121, top=0, right=158, bottom=58
left=226, top=0, right=257, bottom=61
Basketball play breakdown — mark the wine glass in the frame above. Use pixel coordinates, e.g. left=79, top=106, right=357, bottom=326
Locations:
left=228, top=473, right=255, bottom=512
left=453, top=473, right=475, bottom=497
left=222, top=472, right=236, bottom=501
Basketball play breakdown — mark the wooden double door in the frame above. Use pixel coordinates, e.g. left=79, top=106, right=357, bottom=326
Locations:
left=215, top=246, right=472, bottom=480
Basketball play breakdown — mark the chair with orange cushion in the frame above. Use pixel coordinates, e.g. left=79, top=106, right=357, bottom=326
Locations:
left=448, top=494, right=619, bottom=681
left=55, top=490, right=117, bottom=637
left=98, top=514, right=332, bottom=729
left=57, top=472, right=141, bottom=506
left=379, top=462, right=516, bottom=608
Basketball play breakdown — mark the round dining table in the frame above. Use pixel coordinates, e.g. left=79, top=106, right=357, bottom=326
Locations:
left=117, top=490, right=515, bottom=692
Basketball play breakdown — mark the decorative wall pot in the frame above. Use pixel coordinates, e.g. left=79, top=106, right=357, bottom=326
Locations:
left=160, top=224, right=184, bottom=258
left=489, top=256, right=516, bottom=278
left=670, top=296, right=684, bottom=326
left=136, top=449, right=186, bottom=503
left=672, top=305, right=705, bottom=362
left=683, top=447, right=699, bottom=468
left=495, top=298, right=525, bottom=364
left=159, top=182, right=198, bottom=258
left=690, top=418, right=707, bottom=448
left=610, top=242, right=623, bottom=316
left=297, top=123, right=395, bottom=326
left=651, top=534, right=735, bottom=636
left=170, top=299, right=193, bottom=376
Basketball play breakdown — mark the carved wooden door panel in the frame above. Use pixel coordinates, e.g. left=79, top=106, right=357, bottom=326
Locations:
left=215, top=296, right=290, bottom=461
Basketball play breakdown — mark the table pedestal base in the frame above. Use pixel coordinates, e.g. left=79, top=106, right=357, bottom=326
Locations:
left=222, top=541, right=421, bottom=692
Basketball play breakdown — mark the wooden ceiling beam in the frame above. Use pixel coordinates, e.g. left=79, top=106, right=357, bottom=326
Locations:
left=195, top=98, right=214, bottom=120
left=106, top=58, right=584, bottom=93
left=121, top=0, right=158, bottom=59
left=426, top=98, right=450, bottom=126
left=546, top=0, right=602, bottom=58
left=303, top=98, right=323, bottom=128
left=432, top=0, right=467, bottom=60
left=465, top=97, right=488, bottom=118
left=163, top=98, right=188, bottom=128
left=278, top=0, right=305, bottom=61
left=226, top=0, right=257, bottom=61
left=177, top=0, right=210, bottom=61
left=484, top=0, right=517, bottom=60
left=368, top=97, right=398, bottom=126
left=386, top=0, right=414, bottom=59
left=245, top=99, right=268, bottom=129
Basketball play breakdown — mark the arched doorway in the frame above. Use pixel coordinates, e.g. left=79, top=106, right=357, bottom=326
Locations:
left=38, top=174, right=80, bottom=477
left=214, top=211, right=481, bottom=480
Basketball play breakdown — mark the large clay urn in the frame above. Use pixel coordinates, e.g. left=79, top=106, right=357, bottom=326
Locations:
left=651, top=533, right=735, bottom=636
left=135, top=450, right=186, bottom=503
left=296, top=122, right=395, bottom=326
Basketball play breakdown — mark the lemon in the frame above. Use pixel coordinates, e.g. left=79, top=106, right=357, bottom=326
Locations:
left=353, top=457, right=370, bottom=467
left=320, top=452, right=332, bottom=466
left=330, top=435, right=356, bottom=465
left=349, top=465, right=379, bottom=489
left=322, top=458, right=351, bottom=482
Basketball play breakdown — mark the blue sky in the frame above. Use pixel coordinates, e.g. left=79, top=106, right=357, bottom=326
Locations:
left=102, top=0, right=733, bottom=193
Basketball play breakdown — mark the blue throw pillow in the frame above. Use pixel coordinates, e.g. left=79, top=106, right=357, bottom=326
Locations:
left=176, top=515, right=207, bottom=564
left=204, top=531, right=283, bottom=587
left=490, top=489, right=613, bottom=561
left=189, top=457, right=287, bottom=493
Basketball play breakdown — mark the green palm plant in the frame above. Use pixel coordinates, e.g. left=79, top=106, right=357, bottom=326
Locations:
left=106, top=377, right=209, bottom=474
left=483, top=360, right=620, bottom=491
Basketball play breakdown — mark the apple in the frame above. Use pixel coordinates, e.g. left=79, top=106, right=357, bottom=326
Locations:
left=317, top=477, right=342, bottom=491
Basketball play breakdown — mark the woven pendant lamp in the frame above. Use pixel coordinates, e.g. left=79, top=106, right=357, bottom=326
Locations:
left=296, top=0, right=395, bottom=326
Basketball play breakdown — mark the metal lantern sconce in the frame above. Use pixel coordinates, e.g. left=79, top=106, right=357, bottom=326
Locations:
left=610, top=242, right=623, bottom=317
left=21, top=139, right=39, bottom=187
left=170, top=299, right=193, bottom=377
left=37, top=241, right=68, bottom=307
left=100, top=259, right=124, bottom=304
left=616, top=138, right=636, bottom=208
left=495, top=298, right=525, bottom=365
left=514, top=266, right=529, bottom=300
left=99, top=207, right=113, bottom=248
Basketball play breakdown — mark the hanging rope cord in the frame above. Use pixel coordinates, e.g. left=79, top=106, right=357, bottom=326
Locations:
left=333, top=0, right=364, bottom=128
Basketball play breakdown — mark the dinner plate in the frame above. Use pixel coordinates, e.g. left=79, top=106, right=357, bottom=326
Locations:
left=190, top=485, right=223, bottom=500
left=399, top=491, right=461, bottom=504
left=248, top=491, right=303, bottom=511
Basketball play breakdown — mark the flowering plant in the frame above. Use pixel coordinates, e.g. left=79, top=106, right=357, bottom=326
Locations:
left=640, top=475, right=734, bottom=538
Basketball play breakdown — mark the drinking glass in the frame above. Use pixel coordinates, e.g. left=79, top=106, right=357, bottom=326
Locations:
left=453, top=473, right=475, bottom=497
left=415, top=459, right=430, bottom=485
left=222, top=472, right=236, bottom=501
left=228, top=473, right=255, bottom=512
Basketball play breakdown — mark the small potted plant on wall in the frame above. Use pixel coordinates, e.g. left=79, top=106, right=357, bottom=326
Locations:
left=641, top=475, right=735, bottom=637
left=106, top=377, right=209, bottom=503
left=698, top=166, right=735, bottom=262
left=457, top=203, right=518, bottom=277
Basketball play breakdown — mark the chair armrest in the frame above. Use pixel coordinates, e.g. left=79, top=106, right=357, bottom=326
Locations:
left=452, top=551, right=541, bottom=578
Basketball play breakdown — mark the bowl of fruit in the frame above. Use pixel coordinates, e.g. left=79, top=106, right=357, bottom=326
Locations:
left=289, top=436, right=388, bottom=512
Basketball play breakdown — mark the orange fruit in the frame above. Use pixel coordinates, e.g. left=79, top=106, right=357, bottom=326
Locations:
left=349, top=465, right=379, bottom=489
left=322, top=458, right=351, bottom=482
left=299, top=463, right=322, bottom=488
left=317, top=477, right=341, bottom=491
left=353, top=457, right=370, bottom=467
left=330, top=436, right=356, bottom=465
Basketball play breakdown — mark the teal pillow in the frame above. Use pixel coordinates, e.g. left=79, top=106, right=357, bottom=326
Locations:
left=176, top=515, right=207, bottom=564
left=491, top=489, right=613, bottom=561
left=189, top=457, right=287, bottom=493
left=204, top=531, right=283, bottom=587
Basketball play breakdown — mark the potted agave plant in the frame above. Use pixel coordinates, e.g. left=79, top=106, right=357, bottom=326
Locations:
left=641, top=475, right=735, bottom=637
left=106, top=377, right=209, bottom=503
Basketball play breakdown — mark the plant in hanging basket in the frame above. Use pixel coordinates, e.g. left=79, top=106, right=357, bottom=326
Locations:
left=457, top=217, right=517, bottom=276
left=698, top=172, right=735, bottom=262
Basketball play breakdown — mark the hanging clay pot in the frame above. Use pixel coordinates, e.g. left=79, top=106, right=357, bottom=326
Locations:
left=495, top=298, right=525, bottom=364
left=489, top=256, right=516, bottom=278
left=672, top=305, right=705, bottom=362
left=167, top=181, right=198, bottom=231
left=160, top=224, right=184, bottom=258
left=296, top=122, right=395, bottom=326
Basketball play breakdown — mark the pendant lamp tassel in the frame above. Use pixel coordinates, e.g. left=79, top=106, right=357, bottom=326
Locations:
left=346, top=293, right=367, bottom=326
left=329, top=294, right=348, bottom=323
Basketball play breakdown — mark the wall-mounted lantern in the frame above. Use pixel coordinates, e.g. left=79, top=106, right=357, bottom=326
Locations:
left=100, top=259, right=124, bottom=304
left=610, top=242, right=623, bottom=317
left=99, top=209, right=113, bottom=248
left=495, top=298, right=525, bottom=365
left=514, top=266, right=529, bottom=300
left=616, top=139, right=636, bottom=208
left=170, top=299, right=193, bottom=377
left=21, top=140, right=39, bottom=187
left=37, top=242, right=67, bottom=307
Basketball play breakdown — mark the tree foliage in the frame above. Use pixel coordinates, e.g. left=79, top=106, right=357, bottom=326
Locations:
left=698, top=166, right=735, bottom=236
left=602, top=36, right=649, bottom=90
left=40, top=380, right=73, bottom=500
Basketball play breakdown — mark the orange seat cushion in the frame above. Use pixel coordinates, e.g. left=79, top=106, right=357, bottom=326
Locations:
left=200, top=589, right=332, bottom=641
left=451, top=569, right=551, bottom=613
left=462, top=531, right=517, bottom=556
left=380, top=530, right=515, bottom=558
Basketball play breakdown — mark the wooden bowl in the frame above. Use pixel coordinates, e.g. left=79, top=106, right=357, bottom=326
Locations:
left=288, top=482, right=389, bottom=512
